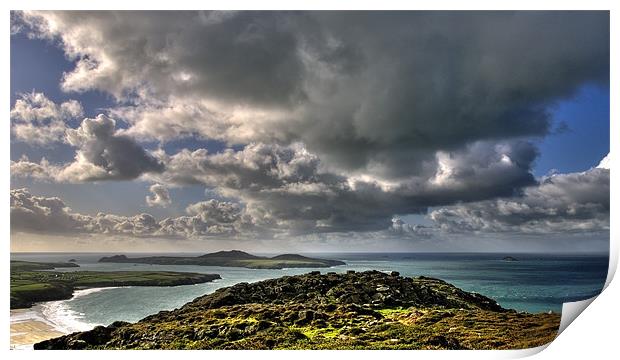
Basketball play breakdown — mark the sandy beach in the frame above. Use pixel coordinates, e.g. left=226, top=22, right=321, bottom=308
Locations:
left=10, top=288, right=114, bottom=349
left=10, top=307, right=68, bottom=349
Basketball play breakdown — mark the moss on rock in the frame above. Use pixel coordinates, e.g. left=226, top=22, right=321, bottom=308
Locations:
left=34, top=270, right=560, bottom=350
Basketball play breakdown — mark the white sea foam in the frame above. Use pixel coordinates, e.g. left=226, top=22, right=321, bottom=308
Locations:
left=10, top=306, right=68, bottom=349
left=39, top=288, right=117, bottom=333
left=72, top=287, right=120, bottom=299
left=10, top=307, right=46, bottom=324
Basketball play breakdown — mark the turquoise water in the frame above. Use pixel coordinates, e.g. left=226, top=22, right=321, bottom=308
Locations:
left=11, top=252, right=609, bottom=332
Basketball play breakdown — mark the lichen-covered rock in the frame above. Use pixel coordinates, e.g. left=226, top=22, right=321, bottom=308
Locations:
left=186, top=270, right=505, bottom=312
left=34, top=271, right=560, bottom=350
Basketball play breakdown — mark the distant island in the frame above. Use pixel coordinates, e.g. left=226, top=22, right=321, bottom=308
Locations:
left=10, top=260, right=220, bottom=309
left=35, top=270, right=560, bottom=350
left=502, top=256, right=519, bottom=262
left=99, top=250, right=346, bottom=269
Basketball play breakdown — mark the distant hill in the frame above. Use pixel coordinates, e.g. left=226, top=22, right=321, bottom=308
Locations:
left=99, top=250, right=345, bottom=269
left=198, top=250, right=260, bottom=259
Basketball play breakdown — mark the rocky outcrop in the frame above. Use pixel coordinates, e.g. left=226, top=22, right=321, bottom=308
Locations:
left=34, top=270, right=560, bottom=350
left=187, top=270, right=504, bottom=311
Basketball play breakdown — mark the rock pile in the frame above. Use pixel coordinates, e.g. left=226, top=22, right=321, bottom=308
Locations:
left=35, top=270, right=559, bottom=350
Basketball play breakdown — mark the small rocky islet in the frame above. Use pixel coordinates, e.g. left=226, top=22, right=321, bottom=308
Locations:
left=35, top=270, right=560, bottom=350
left=502, top=256, right=519, bottom=262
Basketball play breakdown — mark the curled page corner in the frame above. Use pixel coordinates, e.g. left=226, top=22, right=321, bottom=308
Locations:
left=603, top=244, right=618, bottom=290
left=558, top=296, right=598, bottom=334
left=505, top=343, right=551, bottom=358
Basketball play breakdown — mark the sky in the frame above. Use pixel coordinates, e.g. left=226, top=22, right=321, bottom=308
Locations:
left=9, top=11, right=610, bottom=253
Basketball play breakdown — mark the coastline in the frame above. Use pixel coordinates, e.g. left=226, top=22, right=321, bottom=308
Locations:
left=10, top=306, right=67, bottom=350
left=10, top=288, right=112, bottom=349
left=9, top=254, right=607, bottom=349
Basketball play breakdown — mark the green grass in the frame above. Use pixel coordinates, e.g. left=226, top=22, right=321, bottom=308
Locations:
left=10, top=260, right=79, bottom=272
left=376, top=307, right=408, bottom=316
left=55, top=303, right=558, bottom=350
left=10, top=261, right=219, bottom=309
left=235, top=259, right=333, bottom=269
left=294, top=325, right=340, bottom=340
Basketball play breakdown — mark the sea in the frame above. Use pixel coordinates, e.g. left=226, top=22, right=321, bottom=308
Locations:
left=10, top=252, right=609, bottom=334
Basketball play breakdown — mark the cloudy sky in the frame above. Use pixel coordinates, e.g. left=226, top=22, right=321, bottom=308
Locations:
left=10, top=11, right=609, bottom=253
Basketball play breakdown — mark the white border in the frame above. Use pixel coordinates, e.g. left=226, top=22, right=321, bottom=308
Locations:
left=2, top=1, right=617, bottom=360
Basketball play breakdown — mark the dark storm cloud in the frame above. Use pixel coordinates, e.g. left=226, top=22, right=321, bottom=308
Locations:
left=9, top=95, right=165, bottom=183
left=10, top=155, right=610, bottom=240
left=397, top=141, right=538, bottom=206
left=11, top=11, right=610, bottom=241
left=16, top=11, right=307, bottom=107
left=148, top=141, right=538, bottom=234
left=62, top=114, right=165, bottom=181
left=17, top=11, right=609, bottom=178
left=430, top=165, right=610, bottom=234
left=292, top=11, right=609, bottom=176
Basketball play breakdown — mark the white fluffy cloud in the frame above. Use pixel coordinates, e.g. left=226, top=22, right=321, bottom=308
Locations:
left=11, top=188, right=86, bottom=233
left=145, top=184, right=172, bottom=207
left=11, top=92, right=83, bottom=145
left=11, top=188, right=260, bottom=239
left=389, top=218, right=434, bottom=239
left=10, top=156, right=61, bottom=181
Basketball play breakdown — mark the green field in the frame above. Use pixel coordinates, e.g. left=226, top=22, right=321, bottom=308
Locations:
left=98, top=250, right=346, bottom=269
left=10, top=260, right=220, bottom=309
left=10, top=260, right=79, bottom=272
left=235, top=259, right=338, bottom=269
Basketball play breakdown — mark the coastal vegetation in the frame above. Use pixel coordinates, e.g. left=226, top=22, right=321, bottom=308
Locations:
left=99, top=250, right=346, bottom=269
left=35, top=270, right=560, bottom=350
left=10, top=260, right=220, bottom=309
